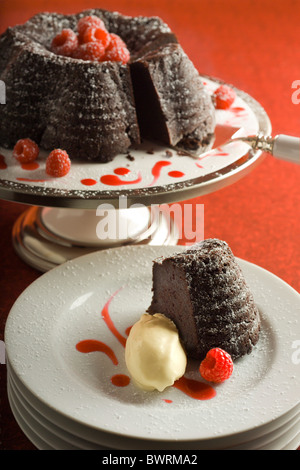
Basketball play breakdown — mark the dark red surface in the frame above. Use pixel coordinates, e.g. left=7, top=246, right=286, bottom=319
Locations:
left=0, top=0, right=299, bottom=450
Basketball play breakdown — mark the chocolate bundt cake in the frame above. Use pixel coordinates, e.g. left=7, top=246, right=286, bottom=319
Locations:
left=147, top=239, right=261, bottom=361
left=0, top=9, right=215, bottom=162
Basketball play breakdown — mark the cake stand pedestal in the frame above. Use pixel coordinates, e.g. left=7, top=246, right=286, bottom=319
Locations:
left=12, top=205, right=179, bottom=272
left=0, top=76, right=271, bottom=272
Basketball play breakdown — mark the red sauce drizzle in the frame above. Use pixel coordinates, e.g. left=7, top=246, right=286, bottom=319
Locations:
left=100, top=171, right=142, bottom=186
left=168, top=170, right=185, bottom=178
left=0, top=154, right=7, bottom=170
left=195, top=147, right=229, bottom=168
left=21, top=162, right=39, bottom=171
left=173, top=376, right=216, bottom=400
left=111, top=374, right=130, bottom=387
left=114, top=167, right=130, bottom=175
left=231, top=106, right=246, bottom=115
left=163, top=399, right=173, bottom=404
left=101, top=288, right=127, bottom=348
left=125, top=325, right=132, bottom=336
left=81, top=178, right=97, bottom=186
left=214, top=146, right=229, bottom=156
left=149, top=160, right=172, bottom=186
left=16, top=177, right=47, bottom=183
left=76, top=339, right=118, bottom=365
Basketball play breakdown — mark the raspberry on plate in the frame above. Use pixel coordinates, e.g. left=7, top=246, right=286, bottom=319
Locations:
left=213, top=84, right=236, bottom=109
left=13, top=138, right=39, bottom=163
left=51, top=29, right=79, bottom=57
left=72, top=42, right=106, bottom=62
left=46, top=149, right=71, bottom=177
left=199, top=348, right=233, bottom=383
left=102, top=33, right=130, bottom=64
left=77, top=15, right=106, bottom=41
left=82, top=26, right=111, bottom=49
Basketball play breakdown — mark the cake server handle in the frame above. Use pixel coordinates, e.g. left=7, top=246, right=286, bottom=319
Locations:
left=235, top=134, right=300, bottom=164
left=272, top=134, right=300, bottom=164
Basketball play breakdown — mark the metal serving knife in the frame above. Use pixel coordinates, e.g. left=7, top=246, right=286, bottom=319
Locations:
left=230, top=133, right=300, bottom=165
left=175, top=130, right=300, bottom=165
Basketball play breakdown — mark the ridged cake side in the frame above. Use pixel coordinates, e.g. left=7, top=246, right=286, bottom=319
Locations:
left=148, top=239, right=261, bottom=361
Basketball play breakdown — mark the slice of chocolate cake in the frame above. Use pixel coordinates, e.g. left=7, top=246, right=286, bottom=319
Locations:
left=147, top=239, right=261, bottom=361
left=130, top=43, right=215, bottom=152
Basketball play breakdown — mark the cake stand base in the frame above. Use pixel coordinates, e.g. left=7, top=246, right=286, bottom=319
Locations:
left=12, top=206, right=179, bottom=272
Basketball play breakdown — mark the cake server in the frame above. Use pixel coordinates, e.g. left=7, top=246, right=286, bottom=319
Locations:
left=230, top=133, right=300, bottom=165
left=177, top=129, right=300, bottom=165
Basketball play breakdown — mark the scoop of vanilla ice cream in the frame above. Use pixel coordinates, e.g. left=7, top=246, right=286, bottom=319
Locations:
left=125, top=313, right=187, bottom=392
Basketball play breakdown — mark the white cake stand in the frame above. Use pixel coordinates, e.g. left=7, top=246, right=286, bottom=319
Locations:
left=0, top=76, right=271, bottom=271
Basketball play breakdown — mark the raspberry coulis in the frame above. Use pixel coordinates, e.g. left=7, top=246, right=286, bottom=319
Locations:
left=100, top=171, right=142, bottom=186
left=0, top=154, right=7, bottom=169
left=80, top=178, right=97, bottom=186
left=21, top=162, right=39, bottom=171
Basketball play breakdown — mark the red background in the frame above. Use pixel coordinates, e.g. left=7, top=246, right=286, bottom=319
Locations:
left=0, top=0, right=299, bottom=450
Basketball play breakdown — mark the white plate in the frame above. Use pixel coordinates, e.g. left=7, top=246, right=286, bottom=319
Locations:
left=7, top=383, right=54, bottom=450
left=7, top=366, right=300, bottom=450
left=282, top=433, right=300, bottom=451
left=4, top=245, right=300, bottom=449
left=7, top=372, right=110, bottom=450
left=7, top=381, right=66, bottom=450
left=7, top=354, right=300, bottom=450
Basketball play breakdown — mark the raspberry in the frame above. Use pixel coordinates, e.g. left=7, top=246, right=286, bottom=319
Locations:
left=45, top=149, right=71, bottom=177
left=72, top=41, right=106, bottom=61
left=213, top=85, right=236, bottom=109
left=199, top=348, right=233, bottom=383
left=77, top=15, right=106, bottom=41
left=102, top=33, right=130, bottom=64
left=82, top=26, right=111, bottom=49
left=51, top=29, right=78, bottom=57
left=13, top=138, right=39, bottom=163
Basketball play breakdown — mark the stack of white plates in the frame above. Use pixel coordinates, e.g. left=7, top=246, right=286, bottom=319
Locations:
left=5, top=245, right=300, bottom=450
